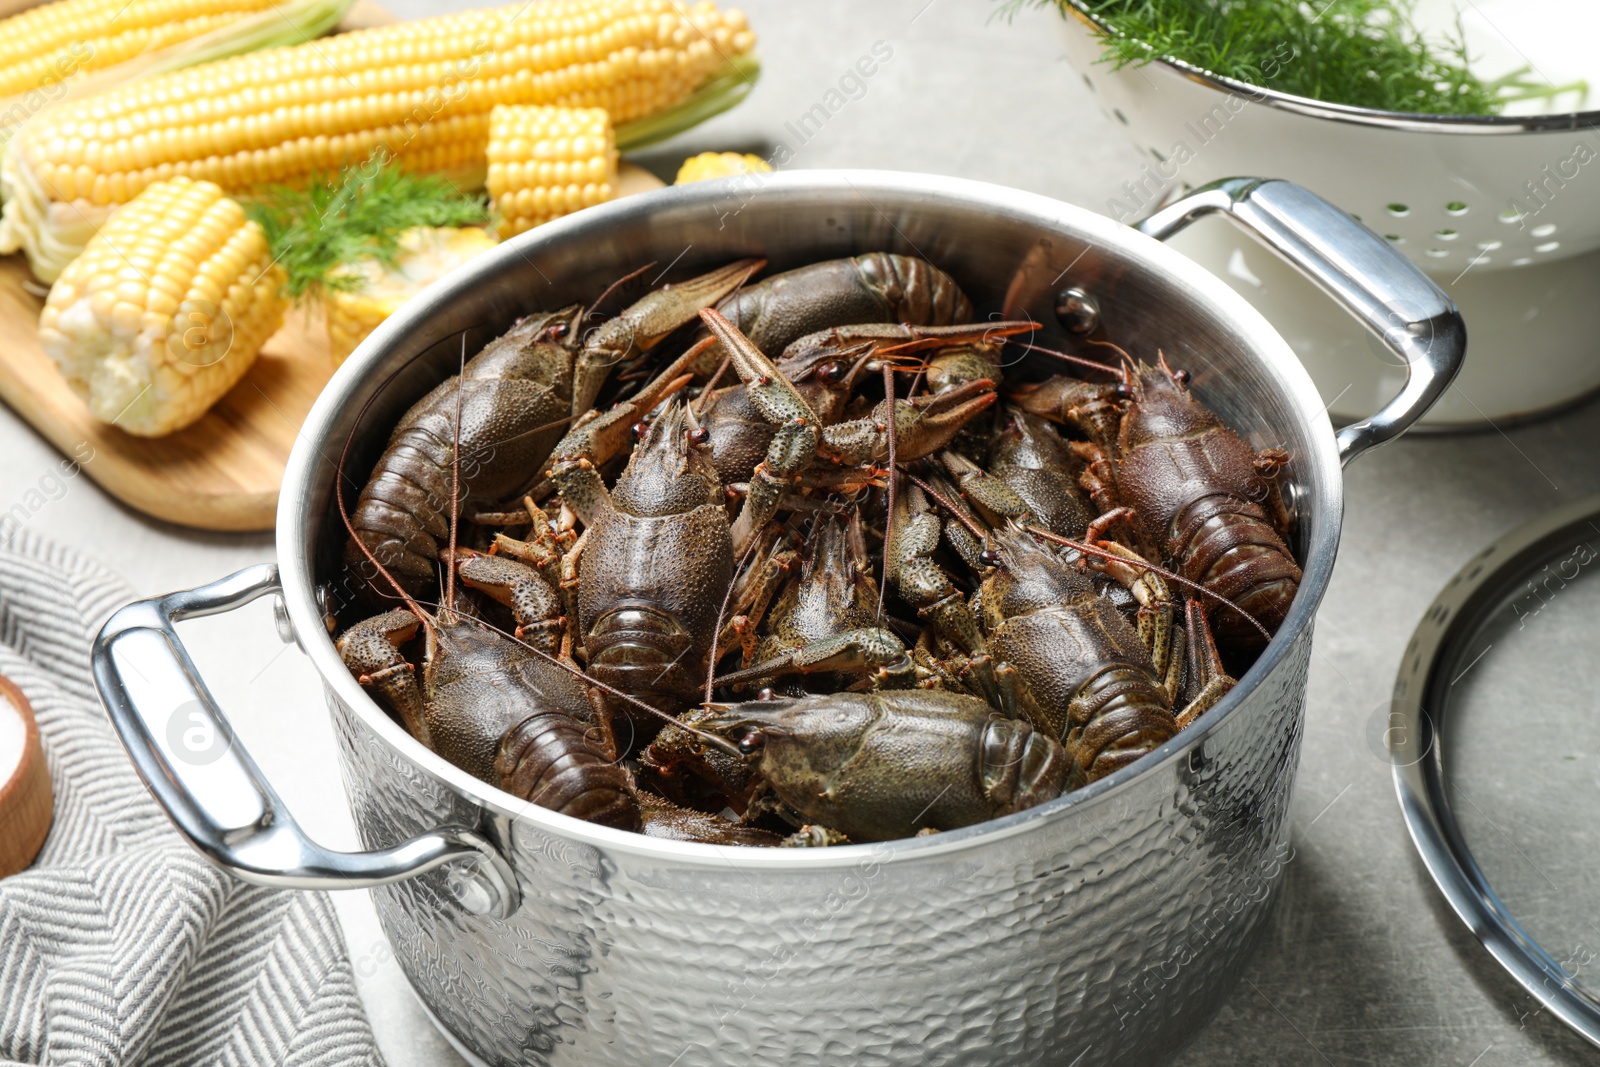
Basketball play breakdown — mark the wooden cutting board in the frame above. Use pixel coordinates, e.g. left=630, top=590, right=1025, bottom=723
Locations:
left=0, top=163, right=667, bottom=531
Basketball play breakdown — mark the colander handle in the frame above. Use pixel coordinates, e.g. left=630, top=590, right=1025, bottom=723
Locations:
left=91, top=564, right=520, bottom=919
left=1135, top=177, right=1465, bottom=466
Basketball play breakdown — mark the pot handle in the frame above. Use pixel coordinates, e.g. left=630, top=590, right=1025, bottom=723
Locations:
left=90, top=564, right=520, bottom=919
left=1135, top=177, right=1465, bottom=466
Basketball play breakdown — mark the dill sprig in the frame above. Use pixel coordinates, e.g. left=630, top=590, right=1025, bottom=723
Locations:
left=246, top=153, right=488, bottom=302
left=1002, top=0, right=1571, bottom=116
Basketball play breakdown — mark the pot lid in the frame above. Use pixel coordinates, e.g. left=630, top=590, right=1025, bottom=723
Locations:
left=1391, top=494, right=1600, bottom=1047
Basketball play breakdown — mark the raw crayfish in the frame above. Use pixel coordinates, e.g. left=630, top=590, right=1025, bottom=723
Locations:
left=342, top=258, right=761, bottom=602
left=699, top=689, right=1072, bottom=843
left=327, top=252, right=1300, bottom=846
left=1012, top=351, right=1301, bottom=656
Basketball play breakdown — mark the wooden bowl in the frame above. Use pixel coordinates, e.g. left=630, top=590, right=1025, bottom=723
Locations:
left=0, top=675, right=52, bottom=876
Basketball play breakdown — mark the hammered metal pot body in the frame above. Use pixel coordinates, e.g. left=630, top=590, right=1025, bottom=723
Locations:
left=280, top=172, right=1342, bottom=1067
left=325, top=647, right=1307, bottom=1066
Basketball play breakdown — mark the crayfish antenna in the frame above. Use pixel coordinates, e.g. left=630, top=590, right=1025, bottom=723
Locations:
left=705, top=517, right=769, bottom=710
left=441, top=332, right=468, bottom=624
left=846, top=340, right=886, bottom=384
left=1022, top=525, right=1274, bottom=643
left=1017, top=340, right=1126, bottom=380
left=873, top=320, right=1040, bottom=360
left=582, top=261, right=656, bottom=323
left=337, top=438, right=433, bottom=637
left=1083, top=338, right=1140, bottom=395
left=877, top=359, right=898, bottom=622
left=470, top=409, right=580, bottom=457
left=903, top=469, right=989, bottom=543
left=694, top=345, right=734, bottom=415
left=465, top=615, right=743, bottom=758
left=334, top=328, right=503, bottom=639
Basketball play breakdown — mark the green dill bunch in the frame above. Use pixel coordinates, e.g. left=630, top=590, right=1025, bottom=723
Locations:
left=245, top=153, right=489, bottom=303
left=1020, top=0, right=1503, bottom=115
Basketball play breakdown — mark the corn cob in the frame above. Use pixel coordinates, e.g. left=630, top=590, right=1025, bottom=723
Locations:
left=0, top=0, right=758, bottom=281
left=0, top=0, right=351, bottom=108
left=674, top=150, right=770, bottom=184
left=488, top=105, right=617, bottom=239
left=38, top=177, right=288, bottom=437
left=326, top=225, right=498, bottom=364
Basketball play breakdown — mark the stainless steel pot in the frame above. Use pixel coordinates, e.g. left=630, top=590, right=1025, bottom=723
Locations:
left=92, top=171, right=1463, bottom=1067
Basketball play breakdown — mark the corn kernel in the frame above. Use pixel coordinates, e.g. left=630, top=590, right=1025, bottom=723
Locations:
left=37, top=176, right=288, bottom=436
left=486, top=103, right=617, bottom=239
left=0, top=1, right=758, bottom=281
left=674, top=150, right=771, bottom=185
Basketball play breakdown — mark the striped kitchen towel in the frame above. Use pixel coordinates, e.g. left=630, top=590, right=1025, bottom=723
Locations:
left=0, top=529, right=384, bottom=1067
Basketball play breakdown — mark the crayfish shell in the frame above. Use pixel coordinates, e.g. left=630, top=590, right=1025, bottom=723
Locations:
left=495, top=711, right=641, bottom=832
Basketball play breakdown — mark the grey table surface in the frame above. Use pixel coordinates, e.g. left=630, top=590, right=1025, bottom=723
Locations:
left=2, top=1, right=1596, bottom=1064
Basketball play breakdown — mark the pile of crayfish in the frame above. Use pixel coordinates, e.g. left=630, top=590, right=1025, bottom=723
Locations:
left=328, top=253, right=1303, bottom=846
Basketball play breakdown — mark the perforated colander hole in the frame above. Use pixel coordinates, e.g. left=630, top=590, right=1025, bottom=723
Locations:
left=1537, top=241, right=1561, bottom=253
left=1387, top=203, right=1410, bottom=217
left=1113, top=108, right=1130, bottom=125
left=1445, top=201, right=1469, bottom=215
left=1531, top=223, right=1558, bottom=238
left=1513, top=257, right=1533, bottom=266
left=1477, top=240, right=1502, bottom=251
left=1435, top=229, right=1459, bottom=240
left=1500, top=209, right=1524, bottom=224
left=1150, top=147, right=1166, bottom=162
left=1425, top=248, right=1450, bottom=258
left=1385, top=234, right=1405, bottom=244
left=1084, top=74, right=1095, bottom=92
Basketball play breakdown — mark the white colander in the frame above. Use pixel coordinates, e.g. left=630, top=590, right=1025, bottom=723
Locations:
left=1054, top=0, right=1600, bottom=425
left=1055, top=0, right=1600, bottom=272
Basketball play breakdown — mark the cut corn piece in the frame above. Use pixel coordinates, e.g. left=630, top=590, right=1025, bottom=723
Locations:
left=38, top=177, right=288, bottom=437
left=0, top=0, right=757, bottom=281
left=326, top=225, right=498, bottom=365
left=674, top=151, right=771, bottom=184
left=488, top=106, right=617, bottom=239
